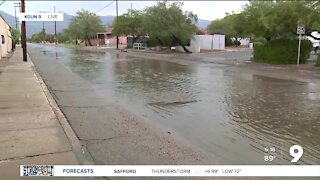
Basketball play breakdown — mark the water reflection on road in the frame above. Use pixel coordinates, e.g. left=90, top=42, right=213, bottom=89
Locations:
left=30, top=44, right=320, bottom=165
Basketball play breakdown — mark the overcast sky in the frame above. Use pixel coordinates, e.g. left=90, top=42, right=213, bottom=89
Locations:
left=0, top=1, right=248, bottom=21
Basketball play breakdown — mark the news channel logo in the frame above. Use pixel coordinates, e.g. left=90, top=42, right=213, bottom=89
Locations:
left=22, top=165, right=54, bottom=176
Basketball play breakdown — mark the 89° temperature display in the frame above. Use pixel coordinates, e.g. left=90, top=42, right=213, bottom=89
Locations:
left=264, top=145, right=304, bottom=163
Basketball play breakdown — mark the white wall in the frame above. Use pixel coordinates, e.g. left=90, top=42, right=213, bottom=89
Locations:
left=190, top=35, right=225, bottom=52
left=213, top=34, right=225, bottom=49
left=191, top=35, right=212, bottom=50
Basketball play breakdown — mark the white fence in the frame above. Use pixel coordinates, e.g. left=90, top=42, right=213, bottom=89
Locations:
left=176, top=34, right=225, bottom=53
left=133, top=43, right=147, bottom=50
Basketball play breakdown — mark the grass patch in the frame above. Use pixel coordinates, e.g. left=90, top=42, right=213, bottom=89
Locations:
left=315, top=56, right=320, bottom=67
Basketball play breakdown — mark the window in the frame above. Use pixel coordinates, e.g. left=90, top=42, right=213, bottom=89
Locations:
left=1, top=35, right=4, bottom=44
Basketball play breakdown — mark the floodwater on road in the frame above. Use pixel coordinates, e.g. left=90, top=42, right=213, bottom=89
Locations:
left=29, top=44, right=320, bottom=165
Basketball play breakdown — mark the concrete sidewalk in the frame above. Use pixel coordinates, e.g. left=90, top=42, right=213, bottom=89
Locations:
left=0, top=47, right=89, bottom=179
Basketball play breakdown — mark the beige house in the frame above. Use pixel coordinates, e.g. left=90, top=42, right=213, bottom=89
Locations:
left=96, top=27, right=127, bottom=46
left=0, top=15, right=13, bottom=60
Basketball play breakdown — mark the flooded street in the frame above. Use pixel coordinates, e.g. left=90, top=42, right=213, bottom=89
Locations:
left=29, top=44, right=320, bottom=165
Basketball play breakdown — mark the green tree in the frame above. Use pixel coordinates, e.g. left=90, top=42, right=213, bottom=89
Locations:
left=208, top=14, right=237, bottom=36
left=44, top=34, right=55, bottom=42
left=210, top=10, right=250, bottom=34
left=112, top=9, right=146, bottom=44
left=30, top=29, right=47, bottom=43
left=143, top=1, right=198, bottom=53
left=67, top=9, right=104, bottom=46
left=9, top=28, right=20, bottom=44
left=207, top=13, right=247, bottom=46
left=30, top=33, right=41, bottom=43
left=208, top=1, right=320, bottom=42
left=241, top=1, right=318, bottom=40
left=39, top=29, right=46, bottom=41
left=57, top=29, right=72, bottom=43
left=308, top=1, right=320, bottom=65
left=239, top=1, right=320, bottom=64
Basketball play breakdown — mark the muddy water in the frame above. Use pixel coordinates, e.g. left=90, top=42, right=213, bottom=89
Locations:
left=31, top=44, right=320, bottom=165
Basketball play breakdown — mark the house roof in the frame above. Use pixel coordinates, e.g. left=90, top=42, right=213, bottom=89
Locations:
left=0, top=14, right=12, bottom=28
left=105, top=27, right=112, bottom=34
left=97, top=27, right=113, bottom=35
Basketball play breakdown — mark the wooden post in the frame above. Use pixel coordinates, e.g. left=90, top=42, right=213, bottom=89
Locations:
left=21, top=0, right=27, bottom=62
left=54, top=6, right=57, bottom=45
left=116, top=0, right=119, bottom=50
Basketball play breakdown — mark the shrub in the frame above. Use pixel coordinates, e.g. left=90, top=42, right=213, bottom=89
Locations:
left=145, top=38, right=159, bottom=47
left=253, top=37, right=267, bottom=44
left=315, top=56, right=320, bottom=67
left=253, top=42, right=263, bottom=47
left=253, top=39, right=312, bottom=64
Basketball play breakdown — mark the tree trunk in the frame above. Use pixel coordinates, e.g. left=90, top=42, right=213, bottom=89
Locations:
left=12, top=40, right=15, bottom=51
left=87, top=38, right=92, bottom=46
left=173, top=35, right=191, bottom=53
left=181, top=44, right=191, bottom=53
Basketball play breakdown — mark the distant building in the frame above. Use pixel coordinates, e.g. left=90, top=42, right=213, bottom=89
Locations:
left=0, top=15, right=13, bottom=60
left=196, top=28, right=211, bottom=35
left=95, top=27, right=127, bottom=46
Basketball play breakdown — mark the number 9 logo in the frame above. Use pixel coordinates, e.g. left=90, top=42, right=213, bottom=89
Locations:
left=290, top=145, right=303, bottom=162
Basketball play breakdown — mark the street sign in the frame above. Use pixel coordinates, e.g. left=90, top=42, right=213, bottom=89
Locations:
left=297, top=24, right=305, bottom=65
left=19, top=13, right=64, bottom=22
left=297, top=24, right=305, bottom=35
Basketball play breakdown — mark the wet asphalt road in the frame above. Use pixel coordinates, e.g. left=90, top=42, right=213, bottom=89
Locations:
left=27, top=44, right=320, bottom=167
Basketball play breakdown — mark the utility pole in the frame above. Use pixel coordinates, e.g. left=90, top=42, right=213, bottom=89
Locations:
left=116, top=0, right=119, bottom=50
left=14, top=4, right=17, bottom=29
left=54, top=6, right=57, bottom=45
left=14, top=3, right=21, bottom=34
left=21, top=0, right=27, bottom=62
left=42, top=20, right=45, bottom=42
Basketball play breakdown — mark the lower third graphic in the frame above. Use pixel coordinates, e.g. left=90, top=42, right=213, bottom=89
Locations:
left=22, top=165, right=54, bottom=176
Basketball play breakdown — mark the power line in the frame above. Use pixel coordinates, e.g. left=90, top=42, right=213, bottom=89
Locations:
left=95, top=0, right=114, bottom=14
left=0, top=0, right=6, bottom=6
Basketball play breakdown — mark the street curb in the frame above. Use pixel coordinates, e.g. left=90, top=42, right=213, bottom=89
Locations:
left=27, top=53, right=94, bottom=165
